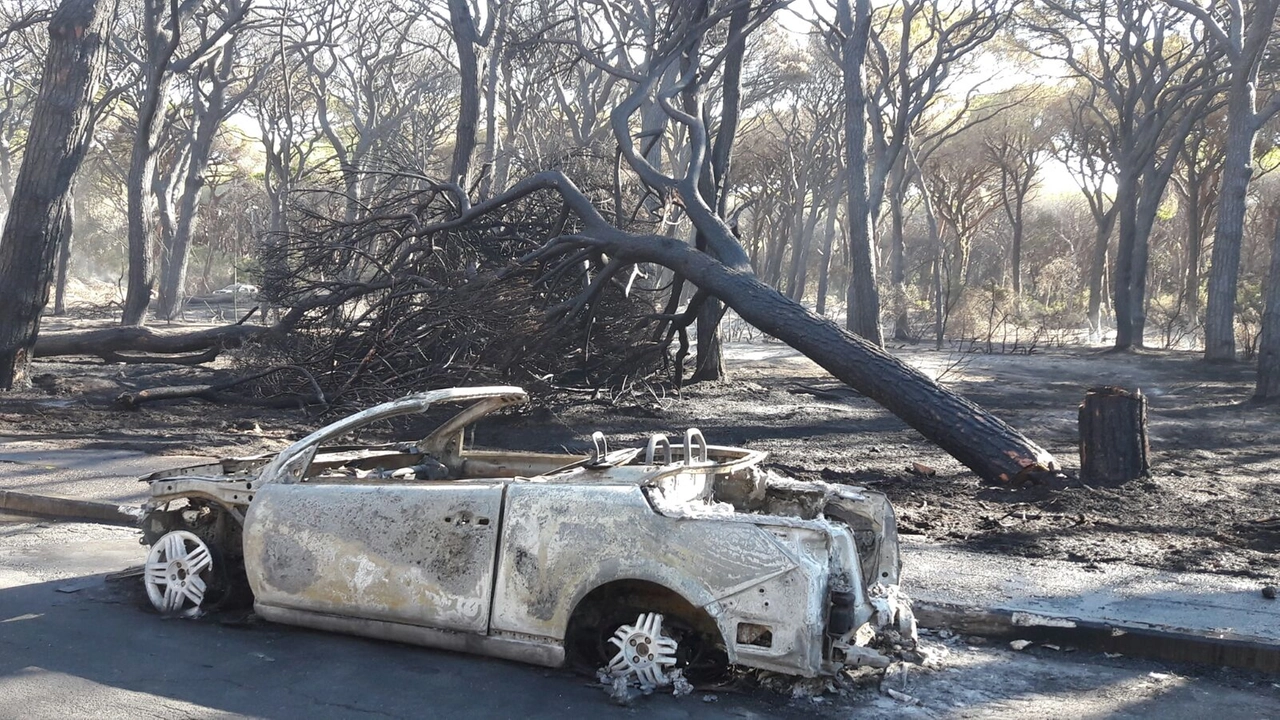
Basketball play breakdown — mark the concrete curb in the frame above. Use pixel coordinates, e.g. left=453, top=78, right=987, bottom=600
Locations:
left=915, top=599, right=1280, bottom=675
left=0, top=489, right=139, bottom=526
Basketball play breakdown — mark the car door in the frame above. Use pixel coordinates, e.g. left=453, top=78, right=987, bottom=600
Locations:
left=242, top=481, right=504, bottom=634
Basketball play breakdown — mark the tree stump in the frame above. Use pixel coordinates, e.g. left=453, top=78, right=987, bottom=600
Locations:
left=1078, top=386, right=1150, bottom=484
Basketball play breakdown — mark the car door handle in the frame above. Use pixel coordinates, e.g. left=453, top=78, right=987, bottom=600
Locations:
left=443, top=514, right=490, bottom=527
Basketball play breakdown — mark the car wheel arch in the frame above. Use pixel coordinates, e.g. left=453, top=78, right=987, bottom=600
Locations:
left=561, top=577, right=730, bottom=671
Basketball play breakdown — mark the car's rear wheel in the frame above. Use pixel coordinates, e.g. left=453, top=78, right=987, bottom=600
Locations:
left=604, top=612, right=680, bottom=688
left=566, top=582, right=729, bottom=686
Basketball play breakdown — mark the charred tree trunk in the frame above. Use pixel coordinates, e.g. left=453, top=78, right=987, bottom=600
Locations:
left=693, top=299, right=725, bottom=381
left=122, top=60, right=171, bottom=326
left=1009, top=186, right=1024, bottom=297
left=0, top=0, right=113, bottom=390
left=476, top=1, right=507, bottom=199
left=448, top=0, right=480, bottom=189
left=815, top=185, right=841, bottom=317
left=1078, top=386, right=1150, bottom=484
left=52, top=192, right=75, bottom=316
left=1112, top=174, right=1140, bottom=349
left=839, top=0, right=882, bottom=345
left=787, top=201, right=820, bottom=303
left=1087, top=207, right=1116, bottom=334
left=888, top=161, right=910, bottom=340
left=1204, top=82, right=1257, bottom=362
left=762, top=219, right=788, bottom=289
left=34, top=322, right=274, bottom=361
left=689, top=1, right=748, bottom=384
left=1255, top=216, right=1280, bottom=401
left=1183, top=183, right=1205, bottom=317
left=157, top=41, right=235, bottom=320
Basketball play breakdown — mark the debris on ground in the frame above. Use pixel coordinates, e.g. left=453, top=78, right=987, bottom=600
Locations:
left=878, top=660, right=911, bottom=698
left=1010, top=639, right=1033, bottom=650
left=605, top=675, right=637, bottom=706
left=669, top=670, right=694, bottom=697
left=884, top=687, right=921, bottom=705
left=910, top=462, right=937, bottom=477
left=1263, top=585, right=1277, bottom=600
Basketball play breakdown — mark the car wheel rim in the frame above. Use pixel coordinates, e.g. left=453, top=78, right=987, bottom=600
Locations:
left=145, top=530, right=213, bottom=618
left=605, top=612, right=680, bottom=690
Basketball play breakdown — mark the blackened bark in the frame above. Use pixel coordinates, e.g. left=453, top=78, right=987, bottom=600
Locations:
left=1086, top=206, right=1116, bottom=333
left=1078, top=386, right=1149, bottom=484
left=0, top=0, right=113, bottom=389
left=1112, top=174, right=1139, bottom=349
left=815, top=181, right=841, bottom=317
left=1009, top=189, right=1024, bottom=296
left=888, top=160, right=910, bottom=340
left=477, top=0, right=509, bottom=199
left=33, top=322, right=269, bottom=360
left=1255, top=216, right=1280, bottom=400
left=52, top=193, right=74, bottom=316
left=786, top=202, right=820, bottom=302
left=1194, top=0, right=1280, bottom=361
left=839, top=0, right=882, bottom=345
left=122, top=50, right=171, bottom=326
left=1204, top=82, right=1257, bottom=361
left=691, top=1, right=749, bottom=383
left=448, top=0, right=480, bottom=188
left=157, top=36, right=237, bottom=320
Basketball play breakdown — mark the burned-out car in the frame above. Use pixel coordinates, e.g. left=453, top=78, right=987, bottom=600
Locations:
left=139, top=386, right=913, bottom=687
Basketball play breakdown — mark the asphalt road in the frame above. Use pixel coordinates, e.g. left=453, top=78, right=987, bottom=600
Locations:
left=2, top=518, right=1279, bottom=719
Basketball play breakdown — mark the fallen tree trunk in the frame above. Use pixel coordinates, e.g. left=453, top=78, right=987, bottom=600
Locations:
left=116, top=385, right=319, bottom=409
left=33, top=322, right=271, bottom=362
left=586, top=230, right=1059, bottom=483
left=342, top=170, right=1060, bottom=484
left=115, top=365, right=326, bottom=409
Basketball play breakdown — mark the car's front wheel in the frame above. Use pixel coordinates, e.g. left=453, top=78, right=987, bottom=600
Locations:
left=144, top=530, right=215, bottom=617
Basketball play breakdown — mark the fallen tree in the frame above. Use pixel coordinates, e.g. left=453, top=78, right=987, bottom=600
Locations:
left=247, top=1, right=1057, bottom=483
left=33, top=321, right=272, bottom=363
left=114, top=365, right=326, bottom=410
left=404, top=170, right=1059, bottom=483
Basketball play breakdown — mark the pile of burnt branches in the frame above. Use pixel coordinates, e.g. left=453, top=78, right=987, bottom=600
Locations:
left=253, top=174, right=674, bottom=405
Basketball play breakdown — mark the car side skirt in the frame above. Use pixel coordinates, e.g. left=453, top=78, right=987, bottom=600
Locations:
left=254, top=601, right=565, bottom=668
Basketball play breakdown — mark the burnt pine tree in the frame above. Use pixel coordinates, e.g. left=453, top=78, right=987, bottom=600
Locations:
left=0, top=0, right=115, bottom=390
left=1256, top=215, right=1280, bottom=400
left=839, top=0, right=883, bottom=345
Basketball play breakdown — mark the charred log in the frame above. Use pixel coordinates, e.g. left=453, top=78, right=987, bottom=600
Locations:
left=115, top=366, right=325, bottom=409
left=33, top=323, right=274, bottom=363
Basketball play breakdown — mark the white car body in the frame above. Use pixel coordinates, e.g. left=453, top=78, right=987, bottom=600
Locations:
left=140, top=386, right=911, bottom=678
